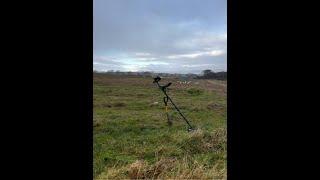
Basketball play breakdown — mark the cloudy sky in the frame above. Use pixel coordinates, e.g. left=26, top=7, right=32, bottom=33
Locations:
left=94, top=0, right=227, bottom=74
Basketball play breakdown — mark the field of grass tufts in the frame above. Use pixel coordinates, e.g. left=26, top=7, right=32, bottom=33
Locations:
left=93, top=74, right=227, bottom=179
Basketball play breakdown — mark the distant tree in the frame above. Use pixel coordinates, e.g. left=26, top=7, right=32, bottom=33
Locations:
left=201, top=69, right=215, bottom=78
left=196, top=69, right=226, bottom=80
left=202, top=69, right=212, bottom=76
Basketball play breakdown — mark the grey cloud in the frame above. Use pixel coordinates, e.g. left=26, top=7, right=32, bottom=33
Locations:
left=94, top=0, right=227, bottom=73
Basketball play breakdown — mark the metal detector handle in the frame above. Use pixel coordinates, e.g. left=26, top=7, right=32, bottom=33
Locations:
left=153, top=76, right=161, bottom=83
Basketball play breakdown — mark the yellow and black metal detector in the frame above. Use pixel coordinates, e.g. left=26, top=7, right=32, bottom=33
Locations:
left=153, top=76, right=194, bottom=131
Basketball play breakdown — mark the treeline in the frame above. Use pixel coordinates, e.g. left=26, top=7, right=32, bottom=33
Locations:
left=93, top=70, right=198, bottom=78
left=93, top=69, right=227, bottom=80
left=196, top=69, right=227, bottom=80
left=93, top=70, right=153, bottom=76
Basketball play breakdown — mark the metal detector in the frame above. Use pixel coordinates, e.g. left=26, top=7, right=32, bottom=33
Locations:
left=153, top=76, right=194, bottom=131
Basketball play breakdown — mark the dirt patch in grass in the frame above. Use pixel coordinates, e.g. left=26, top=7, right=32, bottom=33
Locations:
left=93, top=121, right=101, bottom=127
left=101, top=103, right=112, bottom=108
left=136, top=93, right=146, bottom=97
left=113, top=102, right=126, bottom=107
left=207, top=102, right=225, bottom=111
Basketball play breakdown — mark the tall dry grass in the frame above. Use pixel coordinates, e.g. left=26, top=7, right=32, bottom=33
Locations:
left=95, top=128, right=227, bottom=180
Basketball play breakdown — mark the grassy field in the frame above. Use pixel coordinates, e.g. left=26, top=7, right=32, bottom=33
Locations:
left=93, top=73, right=227, bottom=179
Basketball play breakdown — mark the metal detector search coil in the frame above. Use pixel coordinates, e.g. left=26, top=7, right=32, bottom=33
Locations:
left=153, top=76, right=194, bottom=131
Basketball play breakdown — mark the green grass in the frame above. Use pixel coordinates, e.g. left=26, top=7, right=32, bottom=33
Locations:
left=93, top=75, right=227, bottom=179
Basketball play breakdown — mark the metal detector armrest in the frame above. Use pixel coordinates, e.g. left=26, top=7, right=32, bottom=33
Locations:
left=161, top=82, right=172, bottom=91
left=163, top=82, right=172, bottom=88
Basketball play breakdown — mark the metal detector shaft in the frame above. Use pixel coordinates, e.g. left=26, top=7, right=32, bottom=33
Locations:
left=165, top=93, right=194, bottom=129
